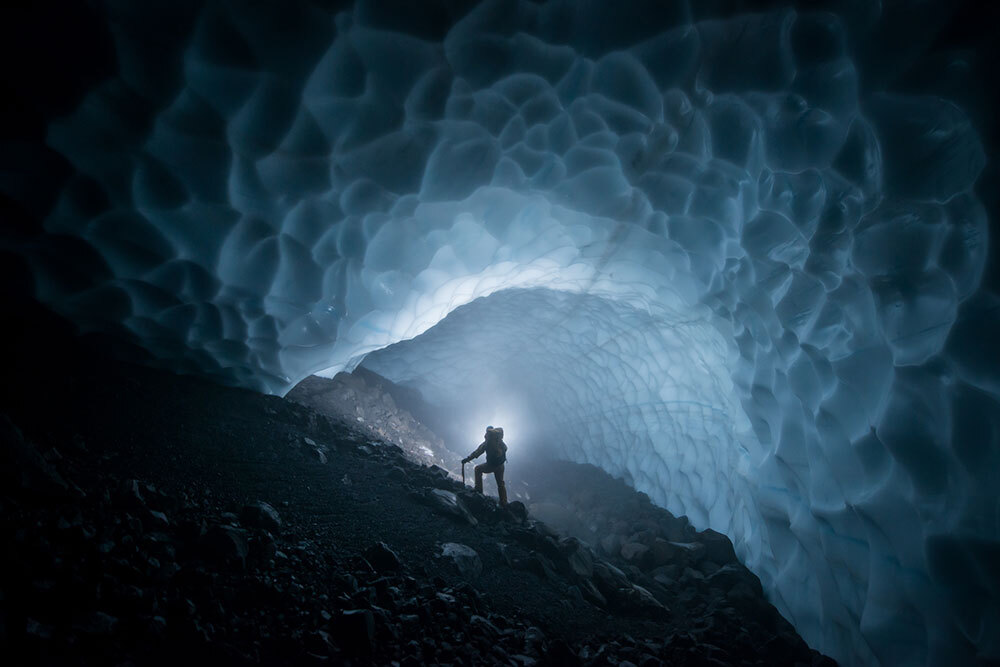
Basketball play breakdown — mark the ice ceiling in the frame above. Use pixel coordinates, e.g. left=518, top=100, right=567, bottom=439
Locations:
left=7, top=0, right=999, bottom=665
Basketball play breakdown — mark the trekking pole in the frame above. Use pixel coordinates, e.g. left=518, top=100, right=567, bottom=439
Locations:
left=461, top=461, right=465, bottom=485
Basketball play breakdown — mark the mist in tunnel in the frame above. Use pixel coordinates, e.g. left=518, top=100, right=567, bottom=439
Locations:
left=360, top=287, right=753, bottom=532
left=4, top=0, right=1000, bottom=665
left=359, top=284, right=762, bottom=578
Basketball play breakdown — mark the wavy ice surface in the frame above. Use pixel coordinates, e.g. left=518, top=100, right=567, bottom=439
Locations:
left=8, top=1, right=998, bottom=665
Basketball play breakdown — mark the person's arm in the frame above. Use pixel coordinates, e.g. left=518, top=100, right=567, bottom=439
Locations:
left=462, top=442, right=486, bottom=463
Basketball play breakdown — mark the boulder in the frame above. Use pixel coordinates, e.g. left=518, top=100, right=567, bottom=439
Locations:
left=698, top=560, right=721, bottom=575
left=440, top=543, right=482, bottom=578
left=706, top=563, right=742, bottom=589
left=628, top=529, right=657, bottom=546
left=456, top=489, right=492, bottom=519
left=468, top=614, right=500, bottom=640
left=240, top=501, right=282, bottom=534
left=425, top=489, right=478, bottom=526
left=142, top=485, right=180, bottom=513
left=651, top=564, right=679, bottom=585
left=248, top=532, right=277, bottom=565
left=559, top=537, right=594, bottom=578
left=599, top=533, right=622, bottom=557
left=578, top=577, right=607, bottom=607
left=364, top=542, right=402, bottom=573
left=506, top=500, right=528, bottom=521
left=148, top=509, right=170, bottom=529
left=707, top=564, right=763, bottom=597
left=334, top=573, right=359, bottom=594
left=621, top=583, right=669, bottom=616
left=681, top=566, right=705, bottom=583
left=428, top=465, right=450, bottom=479
left=120, top=479, right=148, bottom=509
left=700, top=529, right=737, bottom=564
left=662, top=515, right=693, bottom=542
left=650, top=538, right=704, bottom=565
left=202, top=524, right=249, bottom=568
left=620, top=542, right=650, bottom=564
left=537, top=535, right=563, bottom=562
left=592, top=561, right=631, bottom=599
left=530, top=520, right=560, bottom=541
left=524, top=552, right=560, bottom=581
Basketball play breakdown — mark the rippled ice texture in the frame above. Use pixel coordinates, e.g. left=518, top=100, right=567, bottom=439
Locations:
left=14, top=1, right=999, bottom=665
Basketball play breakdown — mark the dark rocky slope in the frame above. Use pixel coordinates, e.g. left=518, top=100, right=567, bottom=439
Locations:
left=1, top=360, right=834, bottom=666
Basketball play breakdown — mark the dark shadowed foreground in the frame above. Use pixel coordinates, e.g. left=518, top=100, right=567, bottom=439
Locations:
left=1, top=359, right=834, bottom=666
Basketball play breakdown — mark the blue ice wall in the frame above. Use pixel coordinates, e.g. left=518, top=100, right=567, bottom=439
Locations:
left=5, top=1, right=998, bottom=665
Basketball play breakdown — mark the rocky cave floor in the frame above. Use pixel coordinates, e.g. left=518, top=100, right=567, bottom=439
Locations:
left=1, top=359, right=836, bottom=666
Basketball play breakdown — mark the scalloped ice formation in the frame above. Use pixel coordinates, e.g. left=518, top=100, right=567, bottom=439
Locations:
left=13, top=0, right=998, bottom=665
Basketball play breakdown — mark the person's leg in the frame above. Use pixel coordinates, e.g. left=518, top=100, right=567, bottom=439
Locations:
left=494, top=465, right=507, bottom=506
left=474, top=463, right=486, bottom=493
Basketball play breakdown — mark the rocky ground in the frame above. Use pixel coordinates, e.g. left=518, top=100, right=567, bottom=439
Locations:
left=0, top=359, right=835, bottom=666
left=287, top=372, right=452, bottom=470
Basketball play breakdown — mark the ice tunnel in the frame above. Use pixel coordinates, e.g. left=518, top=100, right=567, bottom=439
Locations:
left=4, top=0, right=999, bottom=665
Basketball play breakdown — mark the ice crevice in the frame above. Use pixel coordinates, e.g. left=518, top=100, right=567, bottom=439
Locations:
left=10, top=1, right=999, bottom=665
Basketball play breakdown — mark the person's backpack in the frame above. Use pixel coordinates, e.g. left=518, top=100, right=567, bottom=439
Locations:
left=485, top=437, right=506, bottom=466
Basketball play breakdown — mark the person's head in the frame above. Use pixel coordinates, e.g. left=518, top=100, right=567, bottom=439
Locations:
left=485, top=425, right=494, bottom=439
left=486, top=428, right=499, bottom=444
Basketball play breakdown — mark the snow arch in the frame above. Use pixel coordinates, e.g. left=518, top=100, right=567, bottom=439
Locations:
left=9, top=1, right=998, bottom=665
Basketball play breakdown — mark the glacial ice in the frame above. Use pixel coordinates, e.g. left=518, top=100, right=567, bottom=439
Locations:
left=8, top=1, right=998, bottom=665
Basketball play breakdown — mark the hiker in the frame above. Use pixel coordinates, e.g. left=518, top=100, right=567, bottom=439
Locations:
left=462, top=426, right=508, bottom=507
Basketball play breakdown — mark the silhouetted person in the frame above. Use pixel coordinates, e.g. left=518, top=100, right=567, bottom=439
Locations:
left=463, top=426, right=508, bottom=507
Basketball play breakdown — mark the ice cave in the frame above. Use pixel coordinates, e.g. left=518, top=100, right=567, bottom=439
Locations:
left=3, top=1, right=999, bottom=665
